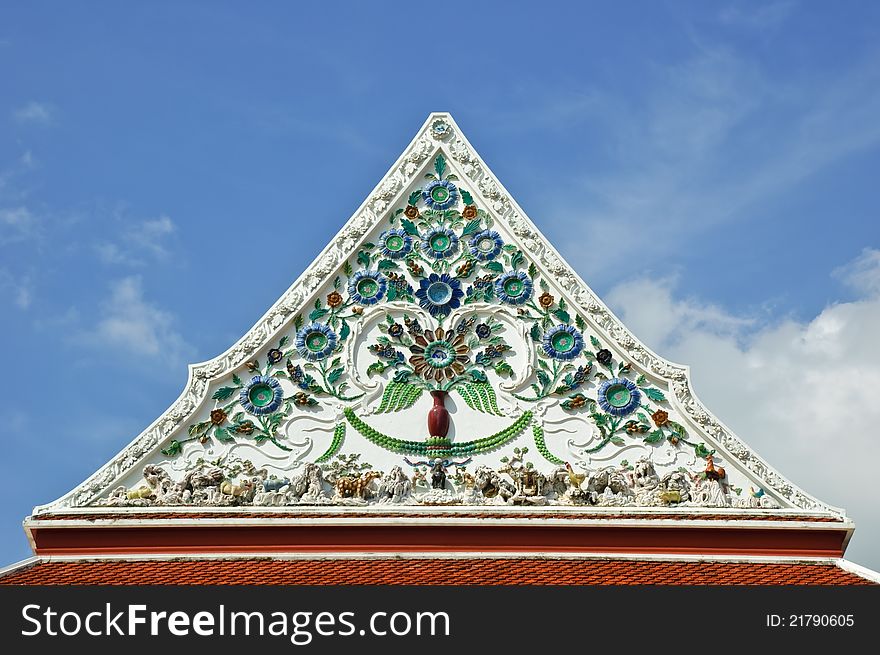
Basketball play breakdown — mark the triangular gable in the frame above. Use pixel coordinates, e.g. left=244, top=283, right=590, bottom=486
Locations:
left=35, top=114, right=841, bottom=516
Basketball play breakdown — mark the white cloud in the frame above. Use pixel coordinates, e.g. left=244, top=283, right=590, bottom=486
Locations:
left=605, top=251, right=880, bottom=570
left=96, top=214, right=177, bottom=265
left=13, top=101, right=54, bottom=125
left=0, top=206, right=39, bottom=244
left=719, top=1, right=796, bottom=30
left=546, top=46, right=880, bottom=283
left=80, top=276, right=192, bottom=364
left=0, top=269, right=33, bottom=309
left=834, top=248, right=880, bottom=298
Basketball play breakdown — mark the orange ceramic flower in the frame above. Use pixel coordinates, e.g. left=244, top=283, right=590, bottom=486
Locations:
left=404, top=205, right=419, bottom=219
left=539, top=292, right=554, bottom=308
left=210, top=409, right=227, bottom=425
left=652, top=410, right=669, bottom=427
left=462, top=205, right=478, bottom=219
left=327, top=291, right=343, bottom=308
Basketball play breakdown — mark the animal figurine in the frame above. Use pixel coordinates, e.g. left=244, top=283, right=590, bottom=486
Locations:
left=126, top=486, right=153, bottom=500
left=262, top=476, right=290, bottom=492
left=220, top=479, right=255, bottom=498
left=335, top=471, right=381, bottom=499
left=564, top=462, right=587, bottom=489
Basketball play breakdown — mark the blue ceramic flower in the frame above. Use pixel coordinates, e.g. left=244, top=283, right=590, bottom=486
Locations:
left=378, top=229, right=413, bottom=260
left=421, top=227, right=459, bottom=260
left=495, top=270, right=533, bottom=305
left=240, top=375, right=284, bottom=415
left=469, top=230, right=503, bottom=261
left=422, top=179, right=459, bottom=210
left=542, top=324, right=585, bottom=361
left=415, top=273, right=464, bottom=318
left=347, top=270, right=387, bottom=305
left=597, top=378, right=642, bottom=417
left=295, top=322, right=338, bottom=361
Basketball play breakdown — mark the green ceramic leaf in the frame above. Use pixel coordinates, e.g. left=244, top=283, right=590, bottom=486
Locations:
left=636, top=374, right=647, bottom=386
left=485, top=261, right=504, bottom=273
left=495, top=362, right=514, bottom=377
left=668, top=420, right=687, bottom=437
left=590, top=335, right=601, bottom=349
left=401, top=218, right=419, bottom=236
left=553, top=308, right=571, bottom=324
left=294, top=314, right=304, bottom=331
left=642, top=388, right=666, bottom=402
left=408, top=191, right=421, bottom=206
left=357, top=250, right=370, bottom=268
left=575, top=314, right=586, bottom=331
left=644, top=429, right=665, bottom=444
left=461, top=219, right=481, bottom=236
left=469, top=369, right=489, bottom=383
left=214, top=427, right=235, bottom=443
left=434, top=154, right=446, bottom=179
left=510, top=250, right=524, bottom=269
left=460, top=189, right=474, bottom=205
left=528, top=262, right=537, bottom=279
left=161, top=440, right=182, bottom=457
left=232, top=374, right=242, bottom=386
left=309, top=308, right=329, bottom=321
left=530, top=323, right=542, bottom=342
left=339, top=320, right=350, bottom=341
left=376, top=381, right=422, bottom=414
left=327, top=368, right=344, bottom=385
left=212, top=386, right=238, bottom=401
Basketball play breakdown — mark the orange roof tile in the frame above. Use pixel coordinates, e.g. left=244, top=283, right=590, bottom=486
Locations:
left=1, top=558, right=873, bottom=586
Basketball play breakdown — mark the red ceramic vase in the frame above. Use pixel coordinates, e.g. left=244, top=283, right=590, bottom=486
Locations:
left=428, top=390, right=450, bottom=437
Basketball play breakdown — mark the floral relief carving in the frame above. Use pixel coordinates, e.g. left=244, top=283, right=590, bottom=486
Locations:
left=39, top=116, right=836, bottom=515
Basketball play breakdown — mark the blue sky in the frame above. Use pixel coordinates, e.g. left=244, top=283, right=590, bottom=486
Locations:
left=2, top=1, right=880, bottom=569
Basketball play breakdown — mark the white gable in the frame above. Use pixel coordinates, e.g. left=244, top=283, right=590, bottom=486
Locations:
left=35, top=114, right=840, bottom=515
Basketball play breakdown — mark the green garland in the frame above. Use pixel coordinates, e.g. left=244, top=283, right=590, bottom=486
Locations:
left=532, top=423, right=564, bottom=465
left=315, top=423, right=346, bottom=463
left=343, top=407, right=533, bottom=457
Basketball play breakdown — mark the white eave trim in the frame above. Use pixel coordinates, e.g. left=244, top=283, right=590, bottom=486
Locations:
left=836, top=558, right=880, bottom=583
left=0, top=556, right=40, bottom=580
left=26, top=552, right=853, bottom=565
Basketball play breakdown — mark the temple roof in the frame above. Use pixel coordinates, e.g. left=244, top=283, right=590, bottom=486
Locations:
left=2, top=556, right=877, bottom=586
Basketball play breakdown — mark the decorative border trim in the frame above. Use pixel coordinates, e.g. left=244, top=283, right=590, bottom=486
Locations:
left=25, top=553, right=857, bottom=564
left=34, top=113, right=842, bottom=516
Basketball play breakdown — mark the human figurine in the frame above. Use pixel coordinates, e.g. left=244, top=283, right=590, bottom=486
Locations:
left=430, top=459, right=447, bottom=490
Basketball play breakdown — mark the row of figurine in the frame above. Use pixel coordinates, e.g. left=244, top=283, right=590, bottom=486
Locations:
left=102, top=453, right=777, bottom=509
